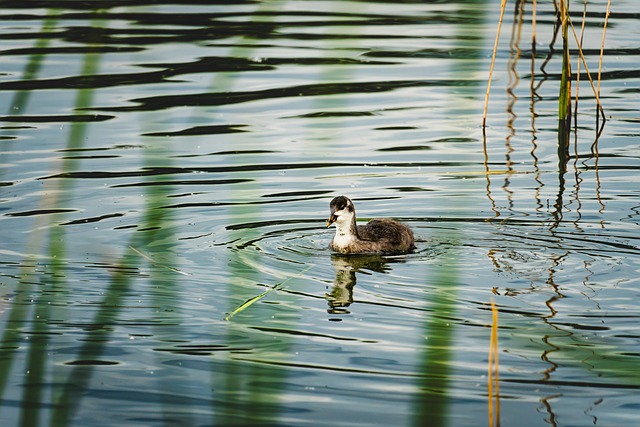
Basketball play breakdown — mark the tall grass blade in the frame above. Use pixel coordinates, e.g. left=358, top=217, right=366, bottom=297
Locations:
left=129, top=245, right=191, bottom=276
left=558, top=1, right=571, bottom=123
left=482, top=0, right=508, bottom=128
left=574, top=0, right=586, bottom=124
left=597, top=0, right=611, bottom=125
left=225, top=265, right=313, bottom=321
left=488, top=300, right=500, bottom=427
left=558, top=0, right=572, bottom=151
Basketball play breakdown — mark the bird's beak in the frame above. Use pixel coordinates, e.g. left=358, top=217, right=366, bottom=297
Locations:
left=326, top=210, right=337, bottom=227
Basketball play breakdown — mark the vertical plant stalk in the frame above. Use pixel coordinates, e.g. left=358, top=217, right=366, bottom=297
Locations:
left=530, top=0, right=537, bottom=93
left=596, top=0, right=611, bottom=126
left=573, top=0, right=587, bottom=132
left=482, top=0, right=509, bottom=128
left=566, top=20, right=605, bottom=120
left=0, top=13, right=61, bottom=421
left=557, top=0, right=571, bottom=167
left=488, top=300, right=500, bottom=427
left=558, top=0, right=571, bottom=129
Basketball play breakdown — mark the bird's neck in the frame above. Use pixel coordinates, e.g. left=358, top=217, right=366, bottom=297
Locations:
left=335, top=215, right=359, bottom=240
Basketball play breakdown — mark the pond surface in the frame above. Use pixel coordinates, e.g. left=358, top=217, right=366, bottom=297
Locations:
left=1, top=0, right=639, bottom=426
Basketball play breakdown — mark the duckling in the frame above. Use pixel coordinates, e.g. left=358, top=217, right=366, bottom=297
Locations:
left=326, top=196, right=415, bottom=254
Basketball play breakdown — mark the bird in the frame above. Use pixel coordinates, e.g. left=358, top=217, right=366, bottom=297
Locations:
left=326, top=196, right=415, bottom=254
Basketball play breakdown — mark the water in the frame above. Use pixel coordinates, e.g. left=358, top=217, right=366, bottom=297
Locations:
left=1, top=0, right=639, bottom=426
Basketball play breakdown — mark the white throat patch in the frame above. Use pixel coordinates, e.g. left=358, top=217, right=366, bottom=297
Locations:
left=332, top=221, right=356, bottom=248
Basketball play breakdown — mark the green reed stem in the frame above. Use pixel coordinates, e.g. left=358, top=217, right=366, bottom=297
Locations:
left=558, top=0, right=571, bottom=128
left=557, top=0, right=572, bottom=157
left=129, top=245, right=191, bottom=276
left=225, top=265, right=313, bottom=321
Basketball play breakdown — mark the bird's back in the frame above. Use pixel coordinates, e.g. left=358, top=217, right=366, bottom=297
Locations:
left=355, top=218, right=415, bottom=253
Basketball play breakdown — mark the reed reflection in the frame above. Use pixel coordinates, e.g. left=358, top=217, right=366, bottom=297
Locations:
left=538, top=252, right=569, bottom=427
left=483, top=0, right=609, bottom=226
left=484, top=242, right=628, bottom=425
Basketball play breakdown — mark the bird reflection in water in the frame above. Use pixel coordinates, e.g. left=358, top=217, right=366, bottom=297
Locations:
left=326, top=253, right=406, bottom=314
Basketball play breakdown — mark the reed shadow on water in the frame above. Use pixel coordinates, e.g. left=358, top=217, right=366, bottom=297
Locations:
left=0, top=0, right=638, bottom=426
